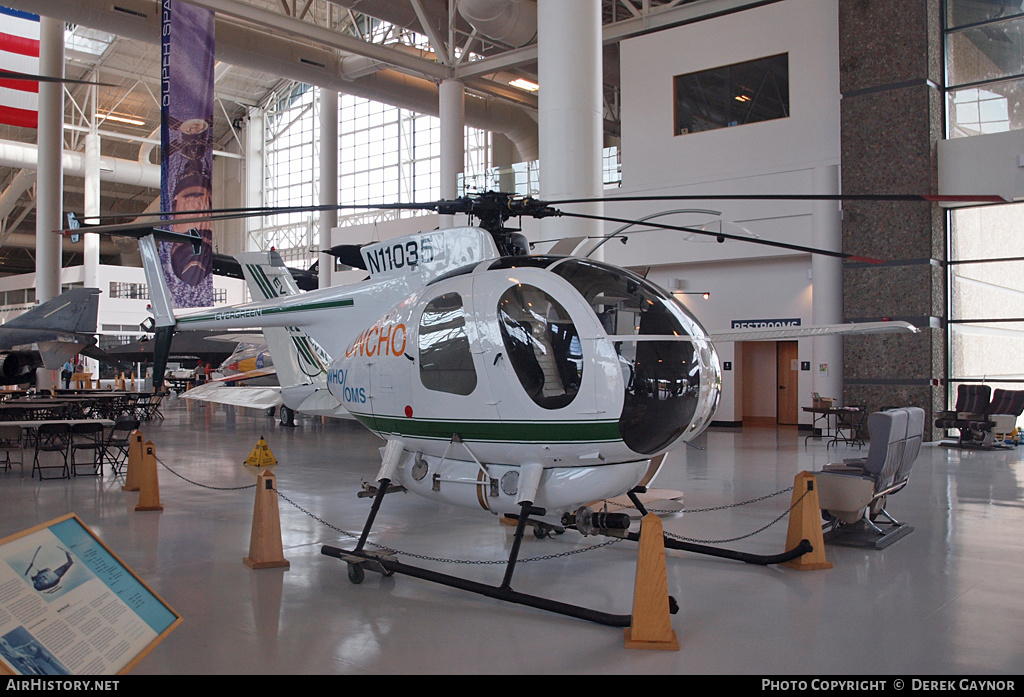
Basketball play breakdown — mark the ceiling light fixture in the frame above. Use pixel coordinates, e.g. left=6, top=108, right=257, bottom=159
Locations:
left=509, top=78, right=539, bottom=92
left=99, top=113, right=146, bottom=126
left=673, top=291, right=711, bottom=300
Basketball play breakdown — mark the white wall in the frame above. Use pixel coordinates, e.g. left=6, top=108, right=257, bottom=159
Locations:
left=610, top=0, right=841, bottom=426
left=644, top=256, right=818, bottom=424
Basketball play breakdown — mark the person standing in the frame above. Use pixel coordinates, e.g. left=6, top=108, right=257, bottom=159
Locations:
left=61, top=360, right=75, bottom=390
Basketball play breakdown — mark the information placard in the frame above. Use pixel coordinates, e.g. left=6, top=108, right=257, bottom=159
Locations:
left=0, top=514, right=180, bottom=675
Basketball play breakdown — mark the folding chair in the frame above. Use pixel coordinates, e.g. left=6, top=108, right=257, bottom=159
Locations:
left=70, top=422, right=106, bottom=477
left=32, top=423, right=71, bottom=480
left=104, top=416, right=140, bottom=475
left=0, top=425, right=24, bottom=474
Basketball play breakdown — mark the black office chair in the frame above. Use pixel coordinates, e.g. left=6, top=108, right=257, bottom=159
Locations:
left=32, top=423, right=71, bottom=480
left=70, top=422, right=106, bottom=477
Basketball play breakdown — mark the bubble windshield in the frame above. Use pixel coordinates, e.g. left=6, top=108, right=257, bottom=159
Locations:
left=550, top=257, right=720, bottom=454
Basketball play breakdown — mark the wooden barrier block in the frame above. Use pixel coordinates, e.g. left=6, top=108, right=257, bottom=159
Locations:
left=243, top=470, right=290, bottom=570
left=784, top=471, right=832, bottom=571
left=135, top=441, right=163, bottom=512
left=122, top=431, right=143, bottom=492
left=624, top=513, right=679, bottom=651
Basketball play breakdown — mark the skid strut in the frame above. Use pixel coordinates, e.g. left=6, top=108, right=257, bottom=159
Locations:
left=322, top=492, right=633, bottom=628
left=623, top=487, right=814, bottom=565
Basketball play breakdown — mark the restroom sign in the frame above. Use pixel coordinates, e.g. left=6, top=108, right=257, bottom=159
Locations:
left=731, top=318, right=802, bottom=329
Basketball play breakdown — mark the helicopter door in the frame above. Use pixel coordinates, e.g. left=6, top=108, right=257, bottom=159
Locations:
left=405, top=280, right=499, bottom=432
left=481, top=274, right=604, bottom=425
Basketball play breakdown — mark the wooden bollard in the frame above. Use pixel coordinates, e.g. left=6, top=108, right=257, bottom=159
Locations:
left=783, top=471, right=832, bottom=570
left=624, top=513, right=679, bottom=651
left=243, top=470, right=290, bottom=570
left=135, top=441, right=164, bottom=512
left=121, top=431, right=144, bottom=492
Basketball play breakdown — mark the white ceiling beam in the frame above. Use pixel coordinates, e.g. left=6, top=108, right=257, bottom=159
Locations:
left=186, top=0, right=450, bottom=81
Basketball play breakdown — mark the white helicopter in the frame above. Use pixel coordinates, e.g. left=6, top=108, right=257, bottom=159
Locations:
left=74, top=191, right=930, bottom=626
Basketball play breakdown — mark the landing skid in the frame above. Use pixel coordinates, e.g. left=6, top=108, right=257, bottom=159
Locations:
left=616, top=487, right=814, bottom=566
left=321, top=478, right=642, bottom=628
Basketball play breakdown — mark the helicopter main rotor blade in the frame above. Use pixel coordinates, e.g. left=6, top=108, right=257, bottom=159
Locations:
left=59, top=201, right=442, bottom=235
left=557, top=210, right=884, bottom=263
left=0, top=69, right=118, bottom=87
left=554, top=193, right=1009, bottom=205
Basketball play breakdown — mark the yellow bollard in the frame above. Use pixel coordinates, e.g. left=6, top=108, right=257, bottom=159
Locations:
left=243, top=470, right=290, bottom=569
left=783, top=471, right=832, bottom=570
left=134, top=441, right=164, bottom=512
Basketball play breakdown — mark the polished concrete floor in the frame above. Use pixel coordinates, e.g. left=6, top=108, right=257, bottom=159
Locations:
left=1, top=396, right=1022, bottom=675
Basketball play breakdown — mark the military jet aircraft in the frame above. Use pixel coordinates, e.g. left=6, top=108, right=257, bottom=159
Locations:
left=0, top=287, right=103, bottom=385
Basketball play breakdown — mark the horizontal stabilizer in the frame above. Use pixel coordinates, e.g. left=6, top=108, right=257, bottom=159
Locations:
left=35, top=341, right=89, bottom=370
left=710, top=321, right=919, bottom=343
left=183, top=382, right=283, bottom=409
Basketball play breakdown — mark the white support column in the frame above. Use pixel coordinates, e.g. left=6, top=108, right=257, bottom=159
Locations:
left=318, top=89, right=337, bottom=289
left=811, top=165, right=843, bottom=406
left=537, top=0, right=603, bottom=250
left=245, top=108, right=264, bottom=260
left=34, top=16, right=64, bottom=304
left=83, top=106, right=101, bottom=290
left=439, top=79, right=465, bottom=228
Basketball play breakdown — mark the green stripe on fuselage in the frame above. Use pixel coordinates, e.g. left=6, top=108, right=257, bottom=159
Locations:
left=348, top=413, right=622, bottom=444
left=177, top=297, right=355, bottom=325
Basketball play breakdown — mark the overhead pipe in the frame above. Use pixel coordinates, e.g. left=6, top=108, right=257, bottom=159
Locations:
left=458, top=0, right=538, bottom=48
left=6, top=0, right=540, bottom=159
left=0, top=139, right=161, bottom=189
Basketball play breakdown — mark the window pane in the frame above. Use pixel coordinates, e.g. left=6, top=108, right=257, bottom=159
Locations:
left=946, top=17, right=1024, bottom=88
left=946, top=78, right=1024, bottom=135
left=419, top=292, right=477, bottom=395
left=674, top=53, right=789, bottom=135
left=948, top=202, right=1024, bottom=429
left=946, top=0, right=1024, bottom=30
left=497, top=284, right=582, bottom=410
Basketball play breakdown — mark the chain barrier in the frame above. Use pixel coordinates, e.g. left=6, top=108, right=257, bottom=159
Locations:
left=155, top=457, right=258, bottom=491
left=152, top=455, right=801, bottom=563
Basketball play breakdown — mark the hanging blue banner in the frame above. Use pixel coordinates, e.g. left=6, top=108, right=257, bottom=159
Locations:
left=160, top=0, right=215, bottom=307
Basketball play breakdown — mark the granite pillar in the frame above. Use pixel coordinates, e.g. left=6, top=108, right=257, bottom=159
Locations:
left=839, top=0, right=947, bottom=439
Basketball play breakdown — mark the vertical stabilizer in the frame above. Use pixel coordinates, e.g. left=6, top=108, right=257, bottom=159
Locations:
left=235, top=251, right=332, bottom=388
left=139, top=234, right=177, bottom=328
left=6, top=287, right=100, bottom=333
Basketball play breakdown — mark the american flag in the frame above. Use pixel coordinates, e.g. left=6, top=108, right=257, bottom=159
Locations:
left=0, top=5, right=40, bottom=129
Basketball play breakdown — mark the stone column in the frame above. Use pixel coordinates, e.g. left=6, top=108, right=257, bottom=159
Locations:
left=839, top=0, right=946, bottom=439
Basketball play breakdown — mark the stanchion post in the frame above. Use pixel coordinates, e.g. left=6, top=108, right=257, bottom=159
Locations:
left=783, top=471, right=832, bottom=570
left=135, top=440, right=164, bottom=512
left=122, top=430, right=143, bottom=492
left=243, top=470, right=290, bottom=569
left=624, top=513, right=679, bottom=651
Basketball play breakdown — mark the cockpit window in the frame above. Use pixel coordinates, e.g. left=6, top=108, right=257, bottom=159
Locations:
left=552, top=258, right=712, bottom=454
left=498, top=284, right=583, bottom=410
left=419, top=292, right=477, bottom=395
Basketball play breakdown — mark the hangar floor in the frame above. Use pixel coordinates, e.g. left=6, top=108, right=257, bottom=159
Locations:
left=1, top=396, right=1022, bottom=675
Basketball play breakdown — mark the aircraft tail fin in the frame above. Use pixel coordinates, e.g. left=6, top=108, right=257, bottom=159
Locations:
left=235, top=251, right=332, bottom=389
left=6, top=287, right=101, bottom=334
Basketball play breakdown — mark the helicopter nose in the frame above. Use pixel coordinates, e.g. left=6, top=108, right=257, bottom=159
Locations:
left=617, top=336, right=706, bottom=455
